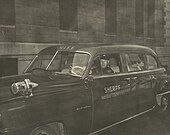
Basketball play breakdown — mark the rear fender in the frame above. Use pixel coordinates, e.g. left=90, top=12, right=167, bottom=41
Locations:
left=156, top=78, right=170, bottom=106
left=156, top=92, right=170, bottom=106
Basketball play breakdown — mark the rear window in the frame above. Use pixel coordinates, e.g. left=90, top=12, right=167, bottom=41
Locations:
left=124, top=53, right=146, bottom=72
left=146, top=55, right=158, bottom=70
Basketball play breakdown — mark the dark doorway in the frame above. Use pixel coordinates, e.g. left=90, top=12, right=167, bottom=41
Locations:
left=0, top=58, right=18, bottom=77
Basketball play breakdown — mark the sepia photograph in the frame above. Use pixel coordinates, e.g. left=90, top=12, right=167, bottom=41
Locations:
left=0, top=0, right=170, bottom=134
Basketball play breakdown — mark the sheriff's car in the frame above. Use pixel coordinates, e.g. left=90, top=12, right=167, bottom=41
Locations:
left=0, top=44, right=170, bottom=135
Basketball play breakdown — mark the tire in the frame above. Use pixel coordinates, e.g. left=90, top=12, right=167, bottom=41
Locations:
left=30, top=126, right=56, bottom=135
left=159, top=95, right=169, bottom=116
left=30, top=123, right=68, bottom=135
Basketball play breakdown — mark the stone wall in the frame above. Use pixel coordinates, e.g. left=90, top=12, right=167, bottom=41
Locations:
left=15, top=0, right=60, bottom=43
left=159, top=0, right=170, bottom=72
left=14, top=0, right=165, bottom=45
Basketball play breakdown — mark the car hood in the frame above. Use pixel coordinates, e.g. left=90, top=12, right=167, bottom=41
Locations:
left=0, top=72, right=82, bottom=103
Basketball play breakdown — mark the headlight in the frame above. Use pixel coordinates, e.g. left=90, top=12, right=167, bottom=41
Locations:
left=11, top=79, right=38, bottom=98
left=11, top=81, right=26, bottom=95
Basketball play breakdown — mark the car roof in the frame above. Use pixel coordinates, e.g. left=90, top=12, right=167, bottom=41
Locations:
left=40, top=44, right=157, bottom=56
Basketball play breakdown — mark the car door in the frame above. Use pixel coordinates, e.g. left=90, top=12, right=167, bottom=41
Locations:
left=145, top=54, right=164, bottom=106
left=124, top=52, right=155, bottom=114
left=89, top=53, right=134, bottom=132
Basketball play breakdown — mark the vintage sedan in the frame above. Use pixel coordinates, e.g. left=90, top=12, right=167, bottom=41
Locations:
left=0, top=44, right=170, bottom=135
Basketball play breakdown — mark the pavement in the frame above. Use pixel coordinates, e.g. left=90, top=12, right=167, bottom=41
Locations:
left=103, top=112, right=170, bottom=135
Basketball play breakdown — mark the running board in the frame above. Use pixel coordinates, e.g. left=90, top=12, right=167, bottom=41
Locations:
left=89, top=106, right=155, bottom=135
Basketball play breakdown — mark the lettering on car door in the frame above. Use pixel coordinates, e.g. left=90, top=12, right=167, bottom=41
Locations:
left=89, top=53, right=132, bottom=131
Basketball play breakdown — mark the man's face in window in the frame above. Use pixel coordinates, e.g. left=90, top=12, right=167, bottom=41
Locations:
left=100, top=59, right=108, bottom=69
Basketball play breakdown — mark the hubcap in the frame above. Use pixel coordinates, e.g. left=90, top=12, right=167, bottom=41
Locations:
left=161, top=96, right=168, bottom=112
left=37, top=132, right=49, bottom=135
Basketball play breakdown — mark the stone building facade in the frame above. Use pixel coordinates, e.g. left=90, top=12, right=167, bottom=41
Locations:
left=0, top=0, right=168, bottom=76
left=164, top=0, right=170, bottom=73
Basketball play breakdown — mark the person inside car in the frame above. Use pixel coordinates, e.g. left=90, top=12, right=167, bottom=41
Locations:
left=89, top=58, right=101, bottom=76
left=100, top=59, right=114, bottom=75
left=108, top=58, right=120, bottom=73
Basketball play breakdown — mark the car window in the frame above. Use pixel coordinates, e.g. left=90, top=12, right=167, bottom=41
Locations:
left=47, top=51, right=90, bottom=77
left=125, top=53, right=146, bottom=72
left=100, top=54, right=121, bottom=75
left=89, top=54, right=121, bottom=76
left=146, top=55, right=158, bottom=70
left=89, top=57, right=102, bottom=76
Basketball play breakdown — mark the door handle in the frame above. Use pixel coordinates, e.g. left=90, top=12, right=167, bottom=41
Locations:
left=124, top=77, right=131, bottom=81
left=124, top=77, right=137, bottom=81
left=131, top=77, right=137, bottom=80
left=76, top=105, right=91, bottom=111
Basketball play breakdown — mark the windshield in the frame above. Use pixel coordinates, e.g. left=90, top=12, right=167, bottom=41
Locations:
left=25, top=51, right=90, bottom=77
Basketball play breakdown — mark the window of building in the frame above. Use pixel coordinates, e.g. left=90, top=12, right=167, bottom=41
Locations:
left=0, top=58, right=18, bottom=77
left=125, top=53, right=146, bottom=72
left=146, top=55, right=158, bottom=70
left=148, top=0, right=155, bottom=37
left=59, top=0, right=78, bottom=31
left=135, top=0, right=144, bottom=37
left=105, top=0, right=117, bottom=35
left=0, top=0, right=15, bottom=25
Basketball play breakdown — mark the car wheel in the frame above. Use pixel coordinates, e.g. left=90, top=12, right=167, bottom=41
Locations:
left=160, top=95, right=169, bottom=115
left=30, top=126, right=56, bottom=135
left=30, top=123, right=68, bottom=135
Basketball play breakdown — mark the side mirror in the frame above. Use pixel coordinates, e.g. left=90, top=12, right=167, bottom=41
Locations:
left=84, top=75, right=94, bottom=83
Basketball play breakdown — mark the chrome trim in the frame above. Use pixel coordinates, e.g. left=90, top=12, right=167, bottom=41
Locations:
left=0, top=24, right=15, bottom=28
left=93, top=68, right=165, bottom=79
left=89, top=106, right=155, bottom=135
left=156, top=95, right=162, bottom=106
left=0, top=128, right=8, bottom=133
left=24, top=55, right=38, bottom=73
left=59, top=29, right=78, bottom=34
left=47, top=82, right=79, bottom=88
left=46, top=51, right=59, bottom=70
left=157, top=91, right=170, bottom=96
left=76, top=50, right=91, bottom=56
left=76, top=105, right=91, bottom=111
left=156, top=91, right=170, bottom=106
left=8, top=105, right=26, bottom=112
left=0, top=96, right=23, bottom=104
